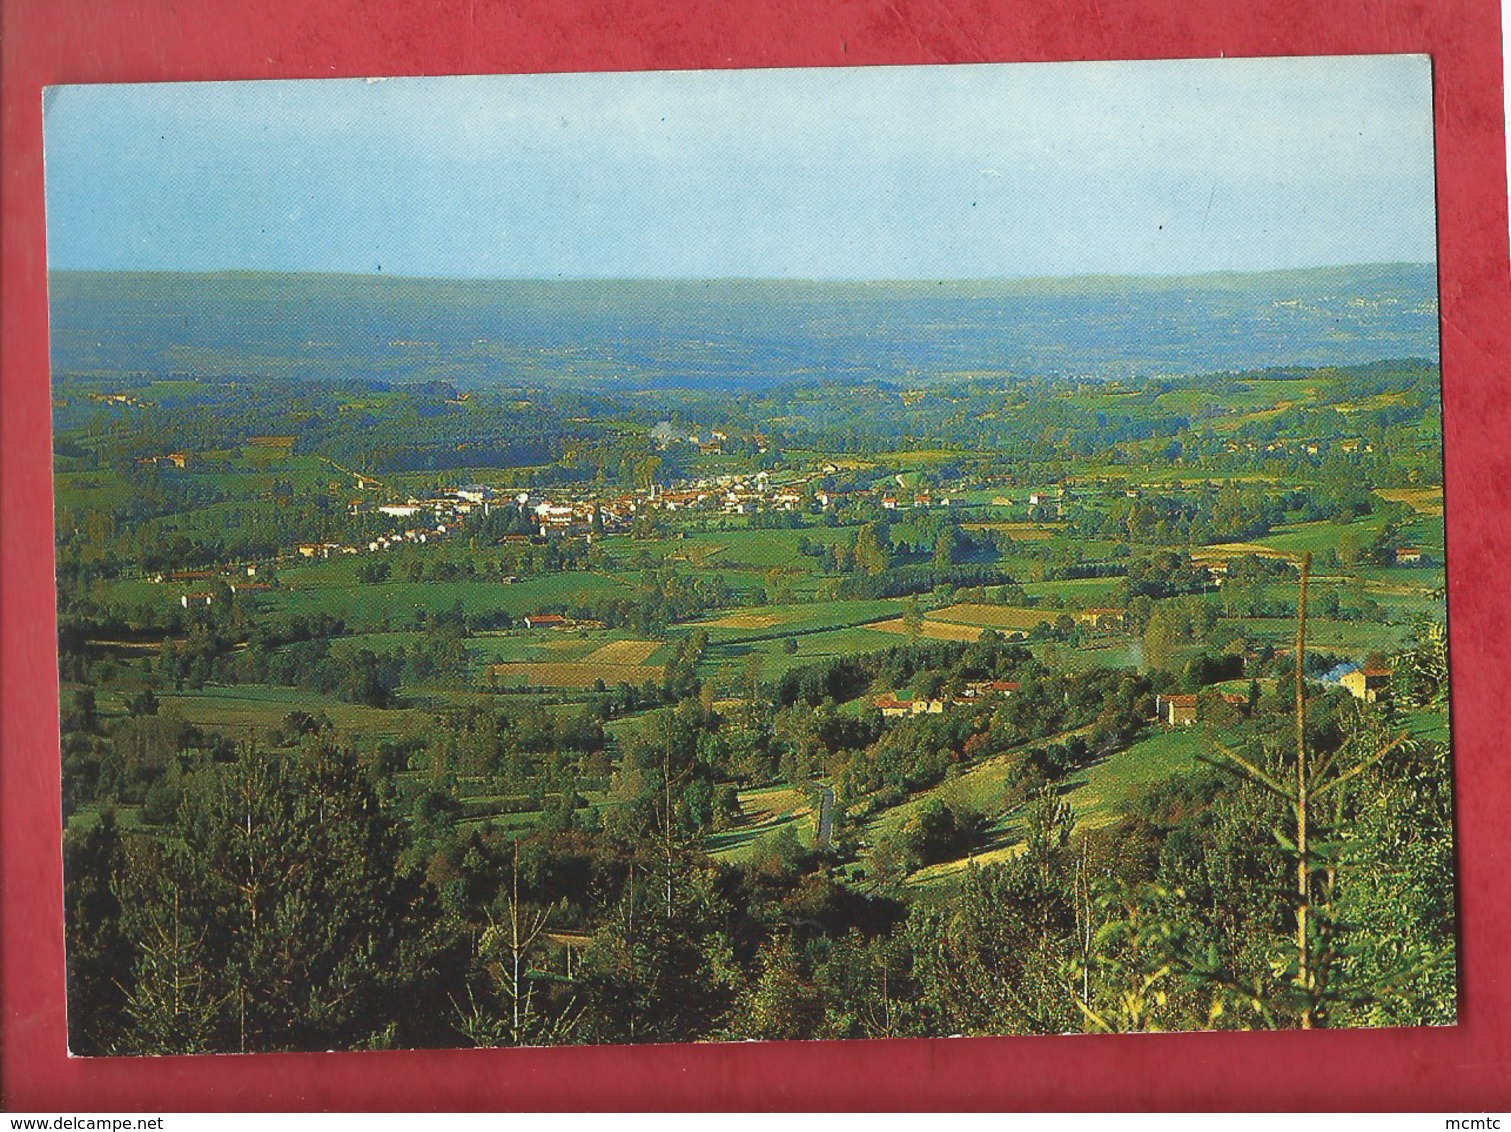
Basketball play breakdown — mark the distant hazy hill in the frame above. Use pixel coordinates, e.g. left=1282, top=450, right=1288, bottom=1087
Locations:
left=48, top=265, right=1439, bottom=390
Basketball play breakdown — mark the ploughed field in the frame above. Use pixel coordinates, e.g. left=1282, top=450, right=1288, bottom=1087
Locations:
left=486, top=638, right=667, bottom=688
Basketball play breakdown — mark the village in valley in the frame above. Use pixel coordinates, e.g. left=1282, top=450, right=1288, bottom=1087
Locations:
left=45, top=57, right=1453, bottom=1054
left=51, top=279, right=1454, bottom=1050
left=121, top=406, right=1435, bottom=728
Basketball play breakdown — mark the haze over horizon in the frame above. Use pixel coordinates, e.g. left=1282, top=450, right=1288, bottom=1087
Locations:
left=47, top=263, right=1441, bottom=391
left=42, top=56, right=1437, bottom=281
left=45, top=260, right=1436, bottom=285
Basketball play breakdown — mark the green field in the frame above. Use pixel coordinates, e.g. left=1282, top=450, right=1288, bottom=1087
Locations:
left=868, top=724, right=1210, bottom=888
left=701, top=624, right=902, bottom=683
left=153, top=683, right=440, bottom=736
left=1219, top=615, right=1413, bottom=654
left=1064, top=727, right=1208, bottom=827
left=690, top=597, right=906, bottom=641
left=1021, top=577, right=1127, bottom=603
left=465, top=630, right=668, bottom=666
left=706, top=784, right=819, bottom=861
left=265, top=572, right=631, bottom=629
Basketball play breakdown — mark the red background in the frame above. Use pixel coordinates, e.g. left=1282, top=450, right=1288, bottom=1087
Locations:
left=3, top=0, right=1509, bottom=1111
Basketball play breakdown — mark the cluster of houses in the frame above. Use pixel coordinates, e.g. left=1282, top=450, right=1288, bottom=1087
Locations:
left=136, top=452, right=190, bottom=469
left=1074, top=607, right=1128, bottom=631
left=651, top=424, right=768, bottom=456
left=874, top=680, right=1021, bottom=719
left=151, top=563, right=269, bottom=609
left=327, top=468, right=1209, bottom=559
left=453, top=471, right=973, bottom=536
left=146, top=465, right=988, bottom=613
left=341, top=483, right=499, bottom=552
left=281, top=460, right=1059, bottom=565
left=495, top=462, right=1097, bottom=532
left=520, top=613, right=605, bottom=630
left=351, top=483, right=493, bottom=520
left=1156, top=660, right=1396, bottom=726
left=340, top=472, right=1099, bottom=550
left=1219, top=438, right=1374, bottom=457
left=645, top=474, right=813, bottom=518
left=880, top=492, right=957, bottom=511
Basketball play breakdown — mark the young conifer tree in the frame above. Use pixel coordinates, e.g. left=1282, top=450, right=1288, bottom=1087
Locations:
left=1206, top=551, right=1407, bottom=1027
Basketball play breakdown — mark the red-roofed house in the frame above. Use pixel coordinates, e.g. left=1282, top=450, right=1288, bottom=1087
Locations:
left=1223, top=693, right=1252, bottom=715
left=967, top=680, right=1022, bottom=698
left=1156, top=693, right=1199, bottom=726
left=1341, top=667, right=1394, bottom=703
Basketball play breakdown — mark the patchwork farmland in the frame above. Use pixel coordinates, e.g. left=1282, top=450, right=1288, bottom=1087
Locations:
left=51, top=266, right=1453, bottom=1050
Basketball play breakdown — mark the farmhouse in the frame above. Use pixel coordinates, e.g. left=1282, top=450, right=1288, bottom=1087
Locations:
left=1156, top=693, right=1199, bottom=727
left=1341, top=666, right=1394, bottom=703
left=180, top=591, right=215, bottom=608
left=163, top=569, right=217, bottom=583
left=1395, top=547, right=1424, bottom=565
left=1075, top=607, right=1128, bottom=631
left=874, top=694, right=950, bottom=718
left=524, top=614, right=568, bottom=630
left=137, top=452, right=190, bottom=469
left=966, top=679, right=1021, bottom=698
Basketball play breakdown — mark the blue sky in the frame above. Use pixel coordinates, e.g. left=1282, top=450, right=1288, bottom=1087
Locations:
left=42, top=56, right=1437, bottom=279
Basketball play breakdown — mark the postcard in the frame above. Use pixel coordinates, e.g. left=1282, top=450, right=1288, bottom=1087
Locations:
left=42, top=56, right=1454, bottom=1055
